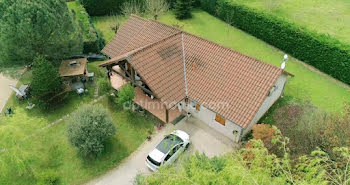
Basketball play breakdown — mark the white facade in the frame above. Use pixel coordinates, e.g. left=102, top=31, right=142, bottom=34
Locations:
left=178, top=73, right=288, bottom=143
left=242, top=73, right=288, bottom=136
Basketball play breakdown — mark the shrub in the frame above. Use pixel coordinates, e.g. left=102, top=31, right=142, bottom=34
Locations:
left=174, top=0, right=194, bottom=19
left=117, top=84, right=135, bottom=108
left=121, top=0, right=144, bottom=16
left=145, top=0, right=169, bottom=20
left=31, top=56, right=65, bottom=109
left=97, top=77, right=111, bottom=95
left=200, top=0, right=350, bottom=85
left=67, top=104, right=116, bottom=158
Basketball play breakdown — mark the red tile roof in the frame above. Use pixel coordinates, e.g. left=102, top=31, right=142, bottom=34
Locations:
left=100, top=15, right=290, bottom=128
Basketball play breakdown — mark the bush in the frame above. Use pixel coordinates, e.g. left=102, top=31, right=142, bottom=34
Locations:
left=117, top=84, right=135, bottom=108
left=174, top=0, right=193, bottom=19
left=31, top=56, right=64, bottom=109
left=200, top=0, right=350, bottom=85
left=97, top=77, right=111, bottom=95
left=67, top=104, right=116, bottom=158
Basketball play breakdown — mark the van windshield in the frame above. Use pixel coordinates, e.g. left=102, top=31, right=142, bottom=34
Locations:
left=147, top=155, right=161, bottom=166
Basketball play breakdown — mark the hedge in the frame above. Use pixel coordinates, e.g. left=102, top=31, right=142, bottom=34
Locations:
left=79, top=0, right=146, bottom=16
left=200, top=0, right=350, bottom=85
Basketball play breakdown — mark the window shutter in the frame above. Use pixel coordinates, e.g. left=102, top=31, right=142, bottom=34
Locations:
left=215, top=114, right=226, bottom=125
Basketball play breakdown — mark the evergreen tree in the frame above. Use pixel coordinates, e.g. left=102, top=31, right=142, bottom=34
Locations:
left=174, top=0, right=193, bottom=19
left=0, top=0, right=83, bottom=66
left=31, top=56, right=63, bottom=108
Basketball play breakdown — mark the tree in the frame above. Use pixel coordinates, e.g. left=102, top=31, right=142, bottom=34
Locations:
left=174, top=0, right=193, bottom=20
left=0, top=0, right=83, bottom=66
left=121, top=0, right=143, bottom=16
left=117, top=84, right=135, bottom=109
left=67, top=104, right=116, bottom=158
left=145, top=0, right=169, bottom=20
left=137, top=130, right=350, bottom=185
left=31, top=56, right=64, bottom=108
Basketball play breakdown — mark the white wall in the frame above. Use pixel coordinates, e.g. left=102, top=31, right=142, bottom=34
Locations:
left=180, top=99, right=243, bottom=142
left=242, top=74, right=288, bottom=136
left=178, top=73, right=288, bottom=143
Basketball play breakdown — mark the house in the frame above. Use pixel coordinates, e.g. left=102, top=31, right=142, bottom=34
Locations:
left=59, top=58, right=89, bottom=91
left=99, top=15, right=293, bottom=142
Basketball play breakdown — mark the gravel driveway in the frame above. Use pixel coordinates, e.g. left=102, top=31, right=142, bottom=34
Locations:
left=86, top=117, right=239, bottom=185
left=0, top=73, right=18, bottom=112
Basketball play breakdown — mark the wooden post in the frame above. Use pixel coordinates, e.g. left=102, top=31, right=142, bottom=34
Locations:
left=130, top=67, right=135, bottom=84
left=165, top=109, right=169, bottom=123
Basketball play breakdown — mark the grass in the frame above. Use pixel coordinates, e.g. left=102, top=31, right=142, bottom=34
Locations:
left=0, top=97, right=156, bottom=185
left=91, top=16, right=126, bottom=43
left=230, top=0, right=350, bottom=44
left=92, top=10, right=350, bottom=113
left=0, top=60, right=158, bottom=184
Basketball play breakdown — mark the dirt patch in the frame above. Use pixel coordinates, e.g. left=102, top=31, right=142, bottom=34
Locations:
left=0, top=73, right=18, bottom=112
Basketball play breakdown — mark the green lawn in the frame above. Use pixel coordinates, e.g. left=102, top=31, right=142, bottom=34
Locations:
left=230, top=0, right=350, bottom=44
left=0, top=97, right=156, bottom=185
left=0, top=60, right=157, bottom=185
left=92, top=16, right=126, bottom=43
left=92, top=10, right=350, bottom=113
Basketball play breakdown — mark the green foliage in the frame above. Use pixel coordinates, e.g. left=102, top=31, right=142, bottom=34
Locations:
left=97, top=77, right=111, bottom=95
left=36, top=169, right=60, bottom=185
left=199, top=0, right=217, bottom=14
left=117, top=84, right=135, bottom=107
left=174, top=0, right=194, bottom=19
left=79, top=0, right=145, bottom=16
left=31, top=56, right=64, bottom=109
left=67, top=104, right=116, bottom=158
left=68, top=1, right=105, bottom=54
left=200, top=0, right=350, bottom=85
left=0, top=0, right=83, bottom=65
left=139, top=129, right=350, bottom=185
left=145, top=0, right=169, bottom=20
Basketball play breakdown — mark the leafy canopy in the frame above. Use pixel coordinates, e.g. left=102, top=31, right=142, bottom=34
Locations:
left=31, top=56, right=63, bottom=108
left=117, top=84, right=135, bottom=108
left=0, top=0, right=83, bottom=66
left=174, top=0, right=193, bottom=19
left=67, top=104, right=116, bottom=158
left=138, top=127, right=350, bottom=185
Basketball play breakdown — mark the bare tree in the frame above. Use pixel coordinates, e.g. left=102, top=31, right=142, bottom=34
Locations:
left=145, top=0, right=169, bottom=20
left=121, top=0, right=143, bottom=16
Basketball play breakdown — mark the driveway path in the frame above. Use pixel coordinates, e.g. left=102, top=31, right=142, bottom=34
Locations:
left=0, top=73, right=18, bottom=112
left=86, top=117, right=239, bottom=185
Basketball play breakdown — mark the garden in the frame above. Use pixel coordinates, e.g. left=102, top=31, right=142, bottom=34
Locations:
left=0, top=0, right=349, bottom=184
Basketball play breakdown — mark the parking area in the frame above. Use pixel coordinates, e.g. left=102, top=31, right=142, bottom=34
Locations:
left=86, top=117, right=239, bottom=185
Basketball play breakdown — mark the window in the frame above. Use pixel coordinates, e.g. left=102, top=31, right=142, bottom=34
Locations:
left=165, top=144, right=182, bottom=161
left=215, top=114, right=226, bottom=126
left=195, top=104, right=200, bottom=111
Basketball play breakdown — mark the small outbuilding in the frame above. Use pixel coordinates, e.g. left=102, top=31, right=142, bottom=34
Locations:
left=59, top=58, right=89, bottom=91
